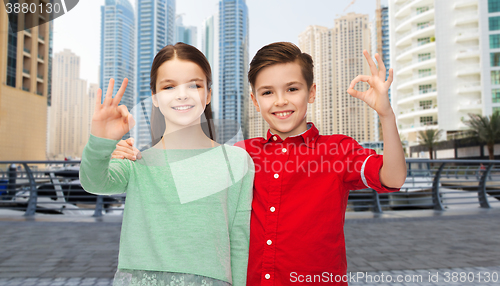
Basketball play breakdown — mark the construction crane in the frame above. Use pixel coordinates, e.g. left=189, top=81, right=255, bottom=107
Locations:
left=343, top=0, right=383, bottom=58
left=344, top=0, right=385, bottom=141
left=344, top=0, right=381, bottom=13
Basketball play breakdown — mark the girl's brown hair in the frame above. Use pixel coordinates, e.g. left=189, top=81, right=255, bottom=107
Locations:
left=149, top=42, right=215, bottom=145
left=248, top=42, right=314, bottom=91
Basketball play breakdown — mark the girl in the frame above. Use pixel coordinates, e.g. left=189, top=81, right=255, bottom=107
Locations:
left=79, top=43, right=254, bottom=286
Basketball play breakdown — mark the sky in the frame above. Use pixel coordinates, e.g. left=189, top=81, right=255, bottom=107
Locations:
left=52, top=0, right=388, bottom=85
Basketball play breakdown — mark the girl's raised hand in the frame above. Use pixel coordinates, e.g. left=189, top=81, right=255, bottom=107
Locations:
left=91, top=78, right=135, bottom=140
left=347, top=50, right=394, bottom=117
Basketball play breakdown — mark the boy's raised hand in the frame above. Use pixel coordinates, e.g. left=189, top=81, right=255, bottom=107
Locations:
left=111, top=138, right=142, bottom=161
left=91, top=78, right=135, bottom=140
left=347, top=50, right=394, bottom=117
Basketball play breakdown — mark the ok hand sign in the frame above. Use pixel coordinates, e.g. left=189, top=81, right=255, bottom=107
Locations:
left=90, top=78, right=135, bottom=140
left=347, top=50, right=394, bottom=118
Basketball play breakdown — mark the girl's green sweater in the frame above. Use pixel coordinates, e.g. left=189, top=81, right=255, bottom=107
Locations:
left=79, top=134, right=254, bottom=285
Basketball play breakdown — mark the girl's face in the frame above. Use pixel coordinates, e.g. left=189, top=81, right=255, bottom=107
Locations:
left=152, top=58, right=211, bottom=129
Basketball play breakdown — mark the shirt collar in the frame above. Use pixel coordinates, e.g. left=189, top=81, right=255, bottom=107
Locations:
left=262, top=122, right=319, bottom=148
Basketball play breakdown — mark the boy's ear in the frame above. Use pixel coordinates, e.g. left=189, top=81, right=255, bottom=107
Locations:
left=250, top=92, right=260, bottom=112
left=308, top=83, right=316, bottom=104
left=152, top=91, right=158, bottom=107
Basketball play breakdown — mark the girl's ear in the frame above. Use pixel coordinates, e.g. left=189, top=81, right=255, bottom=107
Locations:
left=152, top=91, right=158, bottom=107
left=206, top=88, right=212, bottom=105
left=308, top=83, right=316, bottom=104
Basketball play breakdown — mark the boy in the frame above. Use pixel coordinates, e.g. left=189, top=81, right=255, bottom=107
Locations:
left=111, top=42, right=406, bottom=285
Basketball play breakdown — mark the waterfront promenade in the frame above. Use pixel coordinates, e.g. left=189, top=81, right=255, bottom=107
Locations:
left=0, top=207, right=499, bottom=285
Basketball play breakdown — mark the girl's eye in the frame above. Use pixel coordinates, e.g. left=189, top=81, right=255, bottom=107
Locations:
left=262, top=91, right=272, bottom=96
left=163, top=86, right=173, bottom=90
left=189, top=84, right=202, bottom=89
left=288, top=87, right=298, bottom=92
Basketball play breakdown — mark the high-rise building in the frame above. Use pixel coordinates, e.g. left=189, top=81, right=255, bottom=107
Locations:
left=371, top=5, right=391, bottom=142
left=85, top=83, right=99, bottom=143
left=47, top=49, right=88, bottom=160
left=299, top=13, right=375, bottom=143
left=100, top=0, right=135, bottom=140
left=201, top=13, right=220, bottom=120
left=135, top=0, right=176, bottom=150
left=218, top=0, right=249, bottom=143
left=166, top=0, right=176, bottom=46
left=0, top=0, right=52, bottom=161
left=175, top=15, right=197, bottom=47
left=333, top=13, right=375, bottom=143
left=484, top=0, right=500, bottom=114
left=298, top=25, right=333, bottom=135
left=388, top=0, right=491, bottom=146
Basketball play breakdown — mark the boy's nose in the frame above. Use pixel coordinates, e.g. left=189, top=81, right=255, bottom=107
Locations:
left=274, top=95, right=289, bottom=106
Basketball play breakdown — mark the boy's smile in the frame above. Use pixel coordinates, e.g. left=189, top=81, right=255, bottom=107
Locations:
left=251, top=62, right=316, bottom=139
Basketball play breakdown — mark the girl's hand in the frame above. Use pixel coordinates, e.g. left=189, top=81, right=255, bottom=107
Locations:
left=347, top=50, right=394, bottom=118
left=111, top=138, right=142, bottom=161
left=91, top=78, right=135, bottom=140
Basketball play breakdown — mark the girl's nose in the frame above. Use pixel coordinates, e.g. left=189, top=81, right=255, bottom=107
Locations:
left=176, top=87, right=189, bottom=101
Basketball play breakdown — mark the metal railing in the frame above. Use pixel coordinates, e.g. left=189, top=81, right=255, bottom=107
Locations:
left=0, top=161, right=125, bottom=217
left=347, top=159, right=500, bottom=213
left=1, top=159, right=499, bottom=216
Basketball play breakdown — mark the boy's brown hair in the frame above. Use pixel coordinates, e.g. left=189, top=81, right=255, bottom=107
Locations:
left=248, top=42, right=314, bottom=91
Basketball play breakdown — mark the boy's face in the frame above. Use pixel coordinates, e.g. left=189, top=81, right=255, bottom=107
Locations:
left=251, top=61, right=316, bottom=138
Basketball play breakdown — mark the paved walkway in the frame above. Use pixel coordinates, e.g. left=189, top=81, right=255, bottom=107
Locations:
left=0, top=207, right=499, bottom=285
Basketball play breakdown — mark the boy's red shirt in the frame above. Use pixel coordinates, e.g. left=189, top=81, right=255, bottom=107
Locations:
left=234, top=122, right=401, bottom=285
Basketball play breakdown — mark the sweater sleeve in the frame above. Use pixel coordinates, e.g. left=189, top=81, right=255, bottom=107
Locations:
left=79, top=133, right=131, bottom=195
left=229, top=152, right=254, bottom=286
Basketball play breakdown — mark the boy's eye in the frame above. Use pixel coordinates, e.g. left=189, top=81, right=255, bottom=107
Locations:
left=163, top=86, right=173, bottom=90
left=189, top=84, right=200, bottom=89
left=262, top=91, right=272, bottom=96
left=288, top=87, right=298, bottom=92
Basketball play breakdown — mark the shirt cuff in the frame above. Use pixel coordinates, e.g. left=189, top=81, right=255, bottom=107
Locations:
left=362, top=154, right=401, bottom=193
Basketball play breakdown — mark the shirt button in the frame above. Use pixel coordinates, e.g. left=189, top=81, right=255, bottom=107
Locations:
left=274, top=173, right=279, bottom=179
left=267, top=239, right=272, bottom=245
left=270, top=206, right=276, bottom=212
left=265, top=274, right=271, bottom=279
left=282, top=148, right=287, bottom=153
left=272, top=136, right=277, bottom=141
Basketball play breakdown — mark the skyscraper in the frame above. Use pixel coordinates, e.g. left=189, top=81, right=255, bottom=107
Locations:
left=218, top=0, right=249, bottom=143
left=0, top=0, right=52, bottom=160
left=299, top=13, right=375, bottom=143
left=371, top=5, right=391, bottom=142
left=298, top=25, right=333, bottom=135
left=135, top=0, right=176, bottom=150
left=201, top=12, right=220, bottom=120
left=175, top=14, right=198, bottom=47
left=47, top=49, right=88, bottom=159
left=388, top=0, right=490, bottom=146
left=333, top=13, right=375, bottom=143
left=484, top=0, right=500, bottom=114
left=100, top=0, right=135, bottom=140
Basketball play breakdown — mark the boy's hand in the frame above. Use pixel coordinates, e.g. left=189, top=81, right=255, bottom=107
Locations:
left=91, top=78, right=135, bottom=140
left=111, top=138, right=142, bottom=160
left=347, top=50, right=394, bottom=118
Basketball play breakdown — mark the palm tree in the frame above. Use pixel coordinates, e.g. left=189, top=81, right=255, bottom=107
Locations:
left=400, top=133, right=408, bottom=158
left=417, top=129, right=443, bottom=160
left=463, top=111, right=500, bottom=160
